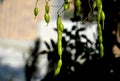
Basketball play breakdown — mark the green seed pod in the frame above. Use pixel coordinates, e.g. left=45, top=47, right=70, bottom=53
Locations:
left=75, top=0, right=81, bottom=8
left=98, top=24, right=102, bottom=35
left=64, top=3, right=70, bottom=11
left=98, top=4, right=102, bottom=11
left=55, top=67, right=60, bottom=76
left=97, top=11, right=101, bottom=21
left=57, top=16, right=62, bottom=28
left=101, top=11, right=105, bottom=21
left=55, top=15, right=64, bottom=76
left=60, top=23, right=64, bottom=32
left=92, top=1, right=96, bottom=10
left=99, top=36, right=103, bottom=43
left=44, top=13, right=50, bottom=24
left=96, top=0, right=101, bottom=6
left=58, top=59, right=62, bottom=67
left=100, top=43, right=104, bottom=57
left=45, top=2, right=49, bottom=13
left=101, top=11, right=105, bottom=30
left=34, top=7, right=39, bottom=17
left=58, top=39, right=62, bottom=56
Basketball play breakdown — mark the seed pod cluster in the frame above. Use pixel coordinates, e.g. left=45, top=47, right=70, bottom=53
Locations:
left=44, top=1, right=50, bottom=25
left=74, top=0, right=81, bottom=15
left=34, top=7, right=39, bottom=17
left=95, top=0, right=105, bottom=57
left=34, top=0, right=39, bottom=18
left=55, top=15, right=64, bottom=76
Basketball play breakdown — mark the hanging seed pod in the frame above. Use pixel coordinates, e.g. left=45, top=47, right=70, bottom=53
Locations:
left=98, top=23, right=104, bottom=57
left=75, top=0, right=81, bottom=8
left=58, top=59, right=62, bottom=67
left=75, top=0, right=81, bottom=14
left=55, top=67, right=60, bottom=76
left=55, top=59, right=62, bottom=76
left=34, top=7, right=39, bottom=17
left=98, top=23, right=102, bottom=35
left=45, top=2, right=49, bottom=13
left=99, top=36, right=103, bottom=43
left=55, top=15, right=64, bottom=76
left=97, top=11, right=101, bottom=21
left=96, top=0, right=101, bottom=6
left=101, top=11, right=105, bottom=21
left=64, top=3, right=70, bottom=11
left=57, top=16, right=62, bottom=28
left=98, top=4, right=102, bottom=11
left=60, top=23, right=64, bottom=32
left=44, top=13, right=50, bottom=24
left=92, top=1, right=96, bottom=10
left=95, top=0, right=104, bottom=58
left=58, top=36, right=62, bottom=56
left=101, top=11, right=105, bottom=29
left=100, top=43, right=104, bottom=57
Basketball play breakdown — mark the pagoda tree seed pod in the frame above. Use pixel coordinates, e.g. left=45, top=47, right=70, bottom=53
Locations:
left=55, top=67, right=60, bottom=76
left=96, top=0, right=101, bottom=6
left=98, top=4, right=102, bottom=11
left=55, top=59, right=62, bottom=76
left=60, top=23, right=64, bottom=32
left=45, top=2, right=49, bottom=13
left=64, top=3, right=70, bottom=11
left=99, top=36, right=103, bottom=43
left=34, top=7, right=39, bottom=17
left=92, top=1, right=96, bottom=10
left=57, top=16, right=62, bottom=28
left=100, top=43, right=104, bottom=57
left=58, top=36, right=62, bottom=56
left=58, top=59, right=62, bottom=67
left=75, top=0, right=81, bottom=8
left=97, top=11, right=101, bottom=21
left=55, top=15, right=64, bottom=76
left=101, top=11, right=105, bottom=29
left=44, top=13, right=50, bottom=24
left=57, top=15, right=63, bottom=56
left=98, top=24, right=102, bottom=35
left=101, top=11, right=105, bottom=21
